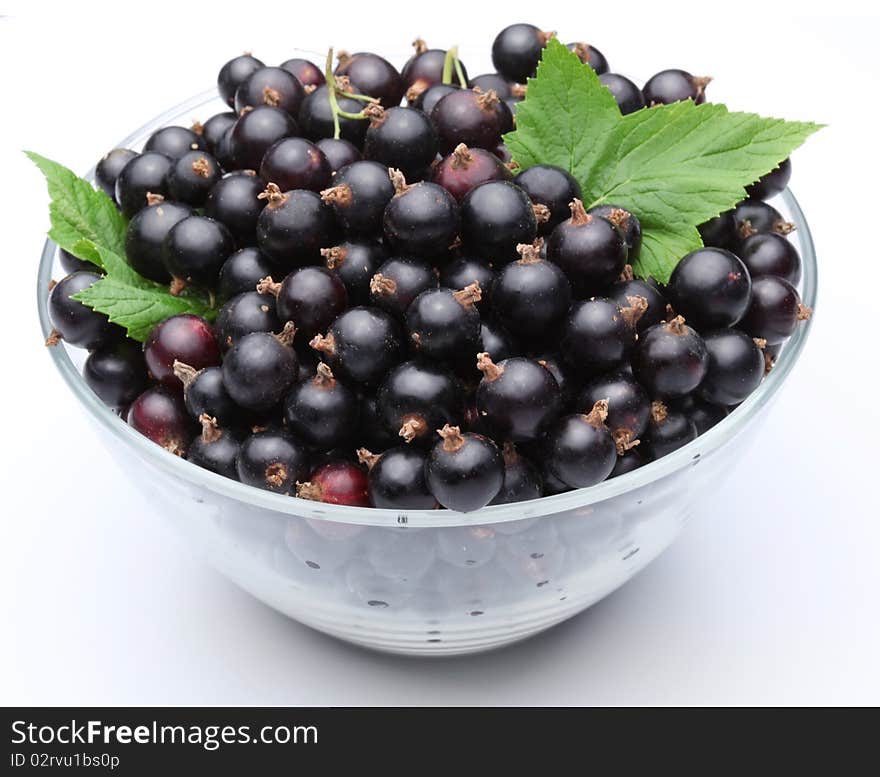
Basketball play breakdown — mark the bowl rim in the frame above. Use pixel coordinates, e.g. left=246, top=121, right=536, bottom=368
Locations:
left=34, top=88, right=818, bottom=528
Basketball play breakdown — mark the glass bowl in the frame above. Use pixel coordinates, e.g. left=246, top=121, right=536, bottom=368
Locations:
left=35, top=89, right=817, bottom=656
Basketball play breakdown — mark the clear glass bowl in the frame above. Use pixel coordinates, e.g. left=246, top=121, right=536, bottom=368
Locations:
left=35, top=89, right=817, bottom=656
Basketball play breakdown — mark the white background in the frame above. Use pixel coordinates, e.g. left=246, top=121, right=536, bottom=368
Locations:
left=2, top=2, right=879, bottom=705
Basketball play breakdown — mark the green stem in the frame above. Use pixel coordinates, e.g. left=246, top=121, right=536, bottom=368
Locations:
left=325, top=48, right=342, bottom=140
left=441, top=46, right=458, bottom=85
left=337, top=109, right=369, bottom=120
left=338, top=90, right=377, bottom=104
left=454, top=57, right=468, bottom=88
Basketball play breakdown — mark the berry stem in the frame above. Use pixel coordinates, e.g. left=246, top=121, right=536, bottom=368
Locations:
left=453, top=56, right=468, bottom=89
left=255, top=276, right=282, bottom=297
left=357, top=447, right=381, bottom=470
left=516, top=240, right=544, bottom=264
left=399, top=416, right=428, bottom=443
left=199, top=414, right=222, bottom=444
left=569, top=199, right=592, bottom=226
left=437, top=424, right=466, bottom=452
left=315, top=362, right=336, bottom=385
left=172, top=359, right=199, bottom=388
left=651, top=400, right=668, bottom=424
left=310, top=332, right=336, bottom=356
left=295, top=480, right=322, bottom=500
left=370, top=273, right=397, bottom=296
left=582, top=399, right=609, bottom=429
left=453, top=281, right=482, bottom=308
left=476, top=352, right=504, bottom=381
left=620, top=295, right=649, bottom=328
left=275, top=321, right=297, bottom=347
left=612, top=428, right=640, bottom=456
left=321, top=246, right=347, bottom=268
left=441, top=46, right=458, bottom=85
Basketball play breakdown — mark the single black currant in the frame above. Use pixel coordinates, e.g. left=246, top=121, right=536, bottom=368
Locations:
left=167, top=150, right=222, bottom=207
left=186, top=415, right=241, bottom=479
left=83, top=338, right=149, bottom=410
left=259, top=137, right=331, bottom=193
left=739, top=232, right=801, bottom=285
left=359, top=446, right=436, bottom=509
left=298, top=82, right=369, bottom=146
left=115, top=152, right=173, bottom=217
left=667, top=247, right=752, bottom=329
left=633, top=316, right=709, bottom=397
left=315, top=137, right=362, bottom=173
left=144, top=126, right=206, bottom=160
left=199, top=112, right=237, bottom=155
left=322, top=240, right=388, bottom=306
left=95, top=148, right=139, bottom=202
left=414, top=83, right=460, bottom=115
left=643, top=69, right=711, bottom=105
left=439, top=254, right=495, bottom=310
left=255, top=185, right=333, bottom=269
left=144, top=314, right=220, bottom=388
left=258, top=266, right=348, bottom=340
left=490, top=442, right=543, bottom=504
left=401, top=41, right=469, bottom=103
left=698, top=329, right=765, bottom=406
left=470, top=73, right=521, bottom=100
left=533, top=353, right=575, bottom=404
left=222, top=323, right=298, bottom=411
left=284, top=363, right=360, bottom=450
left=47, top=272, right=119, bottom=350
left=425, top=425, right=503, bottom=512
left=406, top=284, right=482, bottom=361
left=599, top=73, right=645, bottom=114
left=124, top=198, right=193, bottom=283
left=217, top=247, right=275, bottom=301
left=336, top=51, right=404, bottom=107
left=579, top=370, right=650, bottom=455
left=173, top=362, right=239, bottom=426
left=698, top=210, right=737, bottom=250
left=561, top=297, right=639, bottom=377
left=127, top=386, right=196, bottom=455
left=204, top=170, right=266, bottom=245
left=433, top=144, right=513, bottom=202
left=644, top=400, right=698, bottom=458
left=460, top=180, right=537, bottom=263
left=740, top=275, right=811, bottom=345
left=746, top=158, right=792, bottom=200
left=162, top=215, right=235, bottom=290
left=234, top=66, right=305, bottom=116
left=321, top=160, right=396, bottom=235
left=732, top=199, right=795, bottom=244
left=228, top=105, right=298, bottom=171
left=215, top=290, right=281, bottom=351
left=236, top=427, right=309, bottom=493
left=546, top=402, right=617, bottom=488
left=513, top=165, right=582, bottom=235
left=383, top=173, right=460, bottom=258
left=218, top=53, right=266, bottom=107
left=588, top=204, right=642, bottom=258
left=296, top=460, right=371, bottom=506
left=567, top=41, right=610, bottom=74
left=431, top=88, right=511, bottom=154
left=363, top=105, right=439, bottom=180
left=491, top=23, right=553, bottom=83
left=609, top=270, right=668, bottom=333
left=369, top=257, right=438, bottom=319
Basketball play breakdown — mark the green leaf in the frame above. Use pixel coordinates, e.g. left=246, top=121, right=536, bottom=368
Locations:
left=72, top=244, right=216, bottom=342
left=504, top=39, right=823, bottom=283
left=26, top=150, right=128, bottom=268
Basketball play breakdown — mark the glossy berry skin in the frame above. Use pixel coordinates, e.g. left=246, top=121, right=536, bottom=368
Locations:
left=167, top=150, right=222, bottom=207
left=234, top=66, right=305, bottom=116
left=679, top=395, right=729, bottom=434
left=322, top=160, right=396, bottom=236
left=425, top=427, right=503, bottom=512
left=644, top=402, right=698, bottom=459
left=513, top=165, right=582, bottom=235
left=218, top=53, right=266, bottom=107
left=115, top=152, right=173, bottom=217
left=359, top=393, right=399, bottom=452
left=377, top=360, right=461, bottom=444
left=259, top=137, right=331, bottom=193
left=599, top=73, right=645, bottom=114
left=285, top=364, right=359, bottom=450
left=298, top=85, right=369, bottom=146
left=479, top=320, right=516, bottom=362
left=273, top=266, right=348, bottom=340
left=433, top=145, right=512, bottom=202
left=127, top=386, right=195, bottom=455
left=588, top=204, right=642, bottom=258
left=415, top=83, right=459, bottom=115
left=362, top=107, right=437, bottom=180
left=490, top=444, right=543, bottom=504
left=561, top=298, right=636, bottom=377
left=746, top=157, right=792, bottom=200
left=315, top=138, right=361, bottom=173
left=643, top=69, right=709, bottom=105
left=48, top=272, right=118, bottom=349
left=366, top=446, right=435, bottom=509
left=204, top=171, right=266, bottom=245
left=739, top=232, right=801, bottom=284
left=217, top=247, right=275, bottom=301
left=95, top=148, right=138, bottom=202
left=579, top=371, right=650, bottom=447
left=312, top=307, right=403, bottom=386
left=215, top=291, right=280, bottom=350
left=177, top=365, right=238, bottom=425
left=492, top=250, right=571, bottom=338
left=406, top=286, right=481, bottom=362
left=402, top=47, right=469, bottom=103
left=567, top=42, right=609, bottom=74
left=491, top=23, right=551, bottom=83
left=741, top=276, right=809, bottom=345
left=698, top=329, right=765, bottom=406
left=144, top=126, right=206, bottom=160
left=431, top=89, right=511, bottom=154
left=162, top=215, right=235, bottom=288
left=533, top=353, right=574, bottom=404
left=469, top=73, right=516, bottom=100
left=369, top=258, right=437, bottom=319
left=200, top=112, right=237, bottom=154
left=336, top=52, right=404, bottom=107
left=187, top=426, right=240, bottom=480
left=732, top=199, right=792, bottom=243
left=547, top=205, right=628, bottom=295
left=609, top=278, right=668, bottom=333
left=125, top=200, right=193, bottom=283
left=698, top=211, right=737, bottom=250
left=59, top=248, right=97, bottom=275
left=460, top=181, right=537, bottom=263
left=256, top=188, right=333, bottom=269
left=280, top=57, right=325, bottom=88
left=144, top=314, right=220, bottom=388
left=383, top=182, right=460, bottom=258
left=476, top=356, right=562, bottom=442
left=546, top=410, right=617, bottom=489
left=299, top=460, right=370, bottom=506
left=439, top=255, right=495, bottom=310
left=634, top=317, right=709, bottom=398
left=610, top=450, right=647, bottom=478
left=667, top=248, right=752, bottom=329
left=222, top=330, right=298, bottom=412
left=322, top=240, right=387, bottom=305
left=83, top=339, right=149, bottom=409
left=228, top=106, right=298, bottom=171
left=236, top=429, right=309, bottom=493
left=213, top=126, right=236, bottom=170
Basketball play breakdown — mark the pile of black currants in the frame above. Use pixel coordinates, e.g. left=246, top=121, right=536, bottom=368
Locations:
left=47, top=23, right=811, bottom=512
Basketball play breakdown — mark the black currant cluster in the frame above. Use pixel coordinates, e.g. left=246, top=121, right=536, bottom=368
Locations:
left=47, top=24, right=811, bottom=513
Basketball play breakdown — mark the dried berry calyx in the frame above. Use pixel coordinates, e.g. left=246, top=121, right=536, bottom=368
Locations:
left=437, top=424, right=466, bottom=453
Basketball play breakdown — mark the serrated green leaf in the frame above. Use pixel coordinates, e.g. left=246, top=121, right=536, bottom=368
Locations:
left=26, top=150, right=128, bottom=268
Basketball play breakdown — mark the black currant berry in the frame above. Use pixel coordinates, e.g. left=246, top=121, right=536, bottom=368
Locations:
left=255, top=185, right=333, bottom=269
left=433, top=144, right=513, bottom=202
left=369, top=257, right=438, bottom=319
left=698, top=210, right=736, bottom=250
left=476, top=354, right=561, bottom=442
left=547, top=200, right=628, bottom=295
left=115, top=152, right=173, bottom=217
left=579, top=370, right=650, bottom=454
left=83, top=338, right=149, bottom=410
left=633, top=316, right=709, bottom=397
left=533, top=354, right=574, bottom=404
left=439, top=254, right=495, bottom=310
left=234, top=66, right=305, bottom=116
left=321, top=160, right=396, bottom=235
left=746, top=158, right=792, bottom=200
left=599, top=73, right=645, bottom=114
left=643, top=69, right=710, bottom=105
left=492, top=23, right=553, bottom=83
left=336, top=51, right=404, bottom=107
left=143, top=314, right=220, bottom=388
left=359, top=446, right=435, bottom=509
left=258, top=266, right=348, bottom=341
left=228, top=106, right=298, bottom=171
left=561, top=298, right=639, bottom=377
left=732, top=199, right=795, bottom=244
left=322, top=240, right=388, bottom=305
left=167, top=150, right=222, bottom=207
left=546, top=402, right=617, bottom=488
left=431, top=89, right=511, bottom=154
left=644, top=400, right=697, bottom=459
left=279, top=58, right=323, bottom=89
left=492, top=240, right=571, bottom=338
left=215, top=291, right=280, bottom=350
left=47, top=272, right=118, bottom=350
left=311, top=307, right=403, bottom=386
left=425, top=425, right=503, bottom=512
left=698, top=329, right=765, bottom=406
left=95, top=148, right=139, bottom=202
left=222, top=323, right=298, bottom=411
left=358, top=393, right=399, bottom=452
left=513, top=165, right=582, bottom=235
left=204, top=171, right=266, bottom=245
left=236, top=428, right=309, bottom=493
left=610, top=449, right=647, bottom=478
left=284, top=363, right=359, bottom=450
left=738, top=233, right=801, bottom=285
left=296, top=460, right=370, bottom=507
left=568, top=41, right=610, bottom=74
left=59, top=248, right=97, bottom=275
left=609, top=271, right=668, bottom=333
left=588, top=204, right=642, bottom=258
left=199, top=112, right=237, bottom=155
left=260, top=137, right=330, bottom=193
left=406, top=284, right=482, bottom=362
left=186, top=415, right=241, bottom=480
left=460, top=180, right=537, bottom=263
left=402, top=41, right=469, bottom=100
left=218, top=53, right=266, bottom=107
left=127, top=386, right=196, bottom=455
left=173, top=362, right=239, bottom=426
left=144, top=126, right=206, bottom=160
left=217, top=247, right=275, bottom=301
left=125, top=199, right=193, bottom=283
left=679, top=395, right=729, bottom=434
left=377, top=359, right=461, bottom=444
left=740, top=276, right=811, bottom=345
left=667, top=247, right=752, bottom=329
left=383, top=173, right=460, bottom=258
left=490, top=442, right=543, bottom=504
left=414, top=83, right=459, bottom=115
left=298, top=82, right=369, bottom=146
left=162, top=215, right=235, bottom=290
